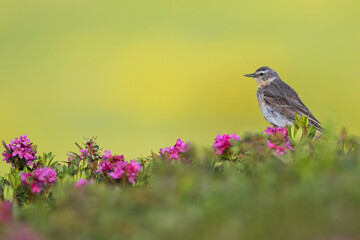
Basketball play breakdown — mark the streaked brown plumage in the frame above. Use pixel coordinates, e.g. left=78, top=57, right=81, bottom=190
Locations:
left=245, top=66, right=321, bottom=131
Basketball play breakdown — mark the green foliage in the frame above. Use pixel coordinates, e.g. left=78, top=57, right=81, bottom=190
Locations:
left=37, top=152, right=57, bottom=168
left=2, top=128, right=360, bottom=240
left=18, top=136, right=360, bottom=240
left=65, top=137, right=103, bottom=182
left=5, top=169, right=21, bottom=190
left=287, top=114, right=317, bottom=145
left=1, top=169, right=21, bottom=202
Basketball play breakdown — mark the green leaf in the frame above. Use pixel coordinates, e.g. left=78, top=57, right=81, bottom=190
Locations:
left=3, top=184, right=14, bottom=202
left=291, top=125, right=295, bottom=138
left=305, top=116, right=309, bottom=127
left=68, top=164, right=78, bottom=175
left=295, top=113, right=301, bottom=125
left=6, top=170, right=20, bottom=189
left=308, top=126, right=316, bottom=138
left=66, top=152, right=78, bottom=159
left=294, top=128, right=303, bottom=143
left=56, top=165, right=64, bottom=172
left=214, top=161, right=223, bottom=169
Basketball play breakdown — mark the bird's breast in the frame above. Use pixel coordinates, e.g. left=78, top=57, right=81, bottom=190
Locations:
left=256, top=89, right=292, bottom=127
left=256, top=89, right=266, bottom=114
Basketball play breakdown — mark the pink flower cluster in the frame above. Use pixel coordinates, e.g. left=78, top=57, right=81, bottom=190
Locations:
left=160, top=139, right=190, bottom=161
left=74, top=179, right=89, bottom=188
left=264, top=127, right=293, bottom=155
left=264, top=126, right=288, bottom=136
left=68, top=148, right=89, bottom=161
left=2, top=135, right=37, bottom=167
left=108, top=160, right=142, bottom=185
left=212, top=133, right=240, bottom=155
left=20, top=167, right=57, bottom=194
left=97, top=151, right=142, bottom=185
left=97, top=150, right=125, bottom=174
left=67, top=148, right=93, bottom=165
left=79, top=148, right=90, bottom=159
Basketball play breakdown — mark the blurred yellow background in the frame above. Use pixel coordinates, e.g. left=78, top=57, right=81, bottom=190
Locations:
left=1, top=0, right=359, bottom=173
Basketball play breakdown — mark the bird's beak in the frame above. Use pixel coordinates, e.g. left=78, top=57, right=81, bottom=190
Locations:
left=244, top=73, right=255, bottom=78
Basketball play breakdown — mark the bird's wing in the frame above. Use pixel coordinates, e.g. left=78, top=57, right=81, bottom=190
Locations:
left=262, top=87, right=321, bottom=129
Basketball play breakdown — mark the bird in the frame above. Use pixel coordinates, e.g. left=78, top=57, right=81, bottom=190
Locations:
left=244, top=66, right=321, bottom=131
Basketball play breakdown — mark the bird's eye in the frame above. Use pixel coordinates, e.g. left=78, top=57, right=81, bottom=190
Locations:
left=259, top=72, right=264, bottom=76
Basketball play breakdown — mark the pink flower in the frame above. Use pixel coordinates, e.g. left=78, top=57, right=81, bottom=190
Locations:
left=2, top=135, right=36, bottom=167
left=103, top=150, right=112, bottom=159
left=74, top=179, right=95, bottom=189
left=1, top=152, right=11, bottom=163
left=80, top=148, right=90, bottom=159
left=265, top=127, right=293, bottom=154
left=212, top=133, right=240, bottom=155
left=104, top=156, right=142, bottom=185
left=20, top=172, right=32, bottom=184
left=160, top=138, right=190, bottom=161
left=108, top=161, right=126, bottom=180
left=125, top=159, right=143, bottom=185
left=19, top=135, right=30, bottom=145
left=44, top=168, right=57, bottom=183
left=12, top=147, right=24, bottom=158
left=20, top=167, right=57, bottom=195
left=267, top=140, right=287, bottom=155
left=74, top=179, right=88, bottom=188
left=96, top=150, right=125, bottom=174
left=97, top=160, right=114, bottom=174
left=98, top=150, right=142, bottom=184
left=30, top=183, right=43, bottom=194
left=174, top=139, right=190, bottom=153
left=160, top=146, right=180, bottom=160
left=24, top=150, right=36, bottom=161
left=264, top=127, right=289, bottom=137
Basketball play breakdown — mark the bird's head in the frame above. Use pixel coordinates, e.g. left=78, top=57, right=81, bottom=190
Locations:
left=244, top=66, right=279, bottom=87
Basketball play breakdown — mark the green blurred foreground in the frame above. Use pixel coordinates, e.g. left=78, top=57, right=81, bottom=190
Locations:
left=1, top=126, right=360, bottom=240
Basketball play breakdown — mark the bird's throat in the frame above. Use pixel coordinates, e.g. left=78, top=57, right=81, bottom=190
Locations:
left=257, top=77, right=276, bottom=88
